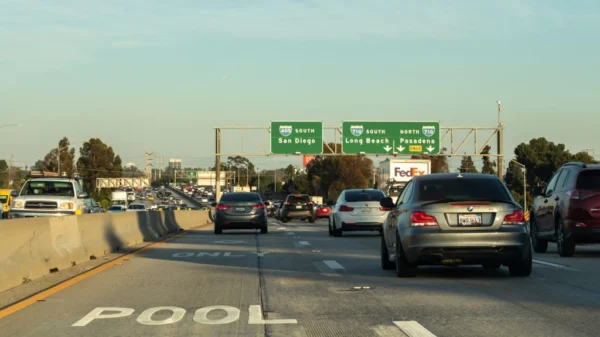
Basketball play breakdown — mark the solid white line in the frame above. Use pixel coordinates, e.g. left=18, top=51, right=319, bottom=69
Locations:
left=532, top=259, right=569, bottom=269
left=393, top=321, right=437, bottom=337
left=323, top=260, right=345, bottom=270
left=298, top=241, right=311, bottom=246
left=285, top=232, right=295, bottom=235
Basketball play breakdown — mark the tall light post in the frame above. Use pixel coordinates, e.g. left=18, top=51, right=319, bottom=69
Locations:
left=511, top=159, right=527, bottom=208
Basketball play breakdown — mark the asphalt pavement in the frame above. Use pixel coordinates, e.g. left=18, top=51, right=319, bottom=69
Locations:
left=1, top=218, right=599, bottom=337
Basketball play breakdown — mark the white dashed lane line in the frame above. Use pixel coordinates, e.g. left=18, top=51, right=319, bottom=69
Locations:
left=393, top=321, right=437, bottom=337
left=293, top=241, right=311, bottom=248
left=323, top=260, right=345, bottom=270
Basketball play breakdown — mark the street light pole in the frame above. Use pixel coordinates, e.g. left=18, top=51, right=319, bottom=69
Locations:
left=511, top=160, right=527, bottom=208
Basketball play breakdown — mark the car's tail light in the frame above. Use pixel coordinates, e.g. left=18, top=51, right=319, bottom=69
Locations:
left=306, top=202, right=312, bottom=205
left=379, top=206, right=393, bottom=211
left=284, top=201, right=290, bottom=205
left=216, top=204, right=230, bottom=210
left=502, top=210, right=525, bottom=225
left=410, top=211, right=438, bottom=226
left=566, top=190, right=580, bottom=200
left=339, top=205, right=354, bottom=212
left=252, top=204, right=265, bottom=209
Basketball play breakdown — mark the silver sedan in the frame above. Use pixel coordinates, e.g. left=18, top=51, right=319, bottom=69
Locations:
left=329, top=189, right=391, bottom=237
left=380, top=173, right=531, bottom=277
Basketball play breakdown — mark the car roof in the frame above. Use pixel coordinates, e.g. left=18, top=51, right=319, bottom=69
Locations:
left=344, top=188, right=383, bottom=192
left=29, top=178, right=77, bottom=182
left=412, top=173, right=501, bottom=182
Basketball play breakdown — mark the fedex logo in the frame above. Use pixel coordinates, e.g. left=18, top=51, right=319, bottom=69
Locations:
left=394, top=167, right=426, bottom=178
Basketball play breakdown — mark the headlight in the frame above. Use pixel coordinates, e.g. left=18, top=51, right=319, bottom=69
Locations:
left=59, top=202, right=75, bottom=209
left=13, top=201, right=24, bottom=209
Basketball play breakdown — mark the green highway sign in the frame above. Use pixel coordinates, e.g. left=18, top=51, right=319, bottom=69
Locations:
left=187, top=171, right=197, bottom=178
left=270, top=121, right=323, bottom=155
left=341, top=121, right=441, bottom=155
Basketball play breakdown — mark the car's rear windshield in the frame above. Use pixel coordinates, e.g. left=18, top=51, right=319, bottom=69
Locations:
left=417, top=178, right=511, bottom=202
left=345, top=190, right=386, bottom=202
left=287, top=195, right=310, bottom=203
left=129, top=204, right=145, bottom=209
left=576, top=170, right=600, bottom=190
left=220, top=193, right=261, bottom=202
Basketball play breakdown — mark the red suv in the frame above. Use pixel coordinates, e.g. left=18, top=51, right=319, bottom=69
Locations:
left=530, top=162, right=600, bottom=257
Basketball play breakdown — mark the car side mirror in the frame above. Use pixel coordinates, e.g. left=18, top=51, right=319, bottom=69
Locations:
left=10, top=190, right=18, bottom=197
left=78, top=192, right=89, bottom=199
left=544, top=189, right=553, bottom=197
left=380, top=197, right=395, bottom=209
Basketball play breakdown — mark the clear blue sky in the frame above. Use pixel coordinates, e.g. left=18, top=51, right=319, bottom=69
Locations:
left=1, top=0, right=599, bottom=171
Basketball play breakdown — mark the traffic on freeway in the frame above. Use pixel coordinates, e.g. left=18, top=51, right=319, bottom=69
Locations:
left=3, top=1, right=600, bottom=336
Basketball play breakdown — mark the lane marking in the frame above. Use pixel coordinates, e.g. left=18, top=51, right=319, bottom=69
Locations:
left=0, top=223, right=211, bottom=320
left=298, top=241, right=311, bottom=246
left=213, top=240, right=245, bottom=244
left=248, top=305, right=297, bottom=324
left=374, top=325, right=408, bottom=336
left=393, top=321, right=437, bottom=337
left=532, top=259, right=571, bottom=269
left=323, top=260, right=345, bottom=270
left=285, top=232, right=295, bottom=235
left=312, top=262, right=343, bottom=276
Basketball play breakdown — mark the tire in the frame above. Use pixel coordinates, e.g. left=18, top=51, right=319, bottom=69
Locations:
left=482, top=263, right=501, bottom=269
left=395, top=232, right=417, bottom=277
left=509, top=245, right=532, bottom=277
left=261, top=224, right=268, bottom=234
left=282, top=217, right=288, bottom=223
left=530, top=217, right=548, bottom=253
left=332, top=220, right=342, bottom=237
left=214, top=224, right=223, bottom=234
left=381, top=235, right=395, bottom=270
left=556, top=218, right=576, bottom=257
left=309, top=217, right=315, bottom=223
left=328, top=219, right=333, bottom=236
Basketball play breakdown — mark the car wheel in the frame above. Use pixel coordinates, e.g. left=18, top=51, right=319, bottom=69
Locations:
left=482, top=263, right=501, bottom=269
left=395, top=232, right=417, bottom=277
left=214, top=224, right=223, bottom=235
left=509, top=245, right=532, bottom=277
left=530, top=217, right=548, bottom=253
left=556, top=218, right=576, bottom=257
left=381, top=235, right=395, bottom=270
left=282, top=217, right=288, bottom=223
left=260, top=224, right=268, bottom=234
left=328, top=219, right=333, bottom=236
left=332, top=220, right=342, bottom=237
left=309, top=217, right=315, bottom=223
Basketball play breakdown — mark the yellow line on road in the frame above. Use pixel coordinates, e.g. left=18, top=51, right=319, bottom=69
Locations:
left=0, top=224, right=210, bottom=320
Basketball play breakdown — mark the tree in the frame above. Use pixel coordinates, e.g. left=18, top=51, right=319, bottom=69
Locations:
left=76, top=138, right=123, bottom=191
left=225, top=156, right=255, bottom=186
left=411, top=147, right=449, bottom=173
left=0, top=159, right=8, bottom=187
left=123, top=165, right=145, bottom=178
left=480, top=145, right=496, bottom=175
left=307, top=142, right=373, bottom=201
left=459, top=156, right=478, bottom=173
left=31, top=160, right=44, bottom=171
left=42, top=137, right=76, bottom=176
left=284, top=165, right=296, bottom=180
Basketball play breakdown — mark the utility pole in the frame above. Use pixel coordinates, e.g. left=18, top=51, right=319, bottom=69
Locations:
left=215, top=128, right=221, bottom=201
left=257, top=167, right=260, bottom=191
left=496, top=101, right=504, bottom=181
left=145, top=151, right=153, bottom=183
left=8, top=154, right=14, bottom=187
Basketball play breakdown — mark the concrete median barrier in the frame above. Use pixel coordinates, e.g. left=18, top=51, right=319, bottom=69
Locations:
left=0, top=210, right=212, bottom=293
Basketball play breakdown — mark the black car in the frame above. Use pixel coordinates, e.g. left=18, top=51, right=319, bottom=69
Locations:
left=279, top=194, right=315, bottom=223
left=213, top=192, right=268, bottom=234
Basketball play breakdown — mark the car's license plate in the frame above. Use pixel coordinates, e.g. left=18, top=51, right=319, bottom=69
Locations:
left=236, top=207, right=245, bottom=212
left=458, top=213, right=482, bottom=226
left=362, top=208, right=371, bottom=213
left=296, top=205, right=302, bottom=209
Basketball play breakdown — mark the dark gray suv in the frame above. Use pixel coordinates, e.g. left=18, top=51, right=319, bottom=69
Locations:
left=279, top=194, right=316, bottom=223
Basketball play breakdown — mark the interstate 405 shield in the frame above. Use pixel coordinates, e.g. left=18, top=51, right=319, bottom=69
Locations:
left=341, top=121, right=440, bottom=155
left=270, top=121, right=323, bottom=155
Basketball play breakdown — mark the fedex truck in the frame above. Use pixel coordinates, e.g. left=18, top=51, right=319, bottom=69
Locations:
left=377, top=159, right=431, bottom=203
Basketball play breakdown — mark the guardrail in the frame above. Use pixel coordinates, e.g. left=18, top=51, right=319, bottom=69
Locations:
left=0, top=209, right=212, bottom=293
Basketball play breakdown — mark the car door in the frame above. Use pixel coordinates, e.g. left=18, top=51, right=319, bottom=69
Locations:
left=332, top=191, right=345, bottom=226
left=385, top=181, right=413, bottom=245
left=551, top=168, right=572, bottom=230
left=537, top=170, right=563, bottom=235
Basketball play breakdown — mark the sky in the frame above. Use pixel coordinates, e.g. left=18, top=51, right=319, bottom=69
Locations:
left=1, top=0, right=600, bottom=172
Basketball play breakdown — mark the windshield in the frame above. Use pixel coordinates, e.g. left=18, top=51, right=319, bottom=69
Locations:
left=221, top=193, right=261, bottom=202
left=128, top=204, right=145, bottom=209
left=417, top=178, right=512, bottom=202
left=20, top=181, right=74, bottom=196
left=345, top=190, right=386, bottom=202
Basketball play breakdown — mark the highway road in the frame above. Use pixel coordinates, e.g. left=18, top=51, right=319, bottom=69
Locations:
left=1, top=218, right=600, bottom=337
